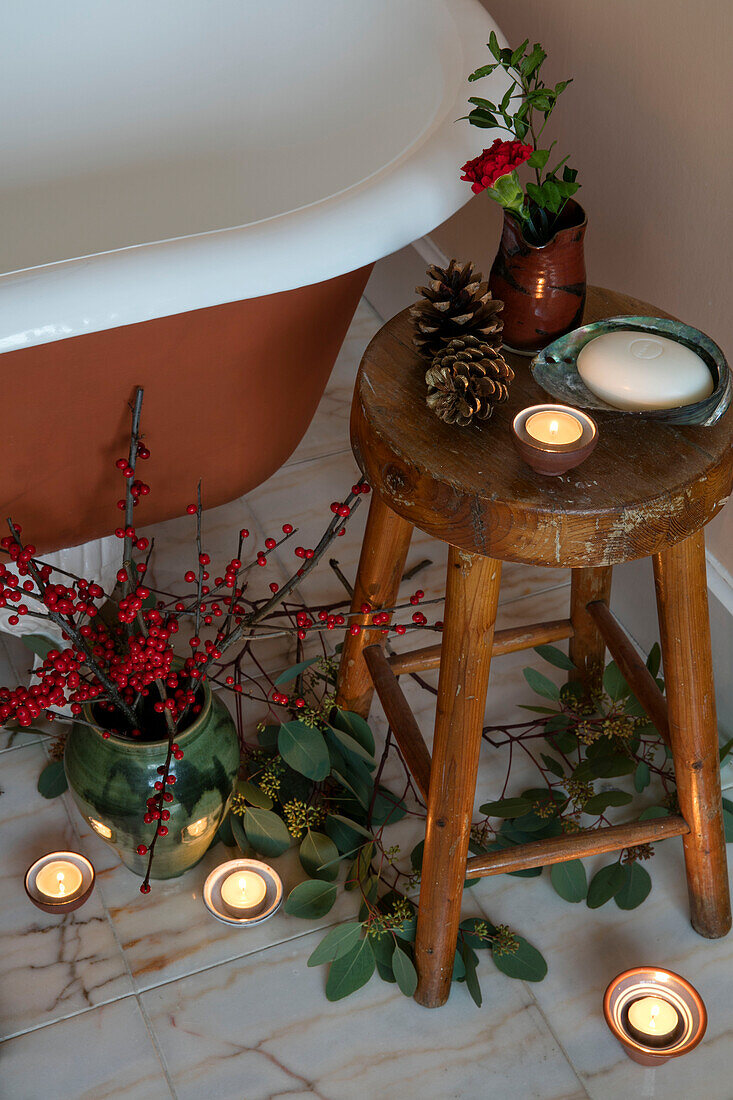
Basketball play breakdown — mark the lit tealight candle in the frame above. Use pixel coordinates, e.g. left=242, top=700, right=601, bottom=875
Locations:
left=577, top=330, right=713, bottom=411
left=220, top=869, right=268, bottom=918
left=525, top=409, right=584, bottom=445
left=626, top=995, right=681, bottom=1047
left=35, top=860, right=84, bottom=902
left=512, top=404, right=598, bottom=476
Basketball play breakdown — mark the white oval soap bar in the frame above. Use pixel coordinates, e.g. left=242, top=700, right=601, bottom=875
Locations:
left=577, top=331, right=713, bottom=411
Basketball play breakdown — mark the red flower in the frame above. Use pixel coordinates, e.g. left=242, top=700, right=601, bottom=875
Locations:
left=460, top=138, right=533, bottom=194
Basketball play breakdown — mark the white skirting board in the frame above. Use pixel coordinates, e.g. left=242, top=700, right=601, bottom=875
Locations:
left=367, top=238, right=733, bottom=788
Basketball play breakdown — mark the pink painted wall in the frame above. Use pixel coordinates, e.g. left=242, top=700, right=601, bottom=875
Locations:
left=432, top=0, right=733, bottom=565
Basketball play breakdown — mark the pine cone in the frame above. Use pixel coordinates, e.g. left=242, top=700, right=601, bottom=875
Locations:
left=411, top=259, right=504, bottom=360
left=425, top=335, right=514, bottom=427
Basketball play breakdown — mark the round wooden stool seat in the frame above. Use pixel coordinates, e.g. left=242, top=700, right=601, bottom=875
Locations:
left=351, top=286, right=733, bottom=567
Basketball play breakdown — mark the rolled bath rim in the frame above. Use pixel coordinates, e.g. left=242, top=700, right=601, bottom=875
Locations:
left=0, top=0, right=508, bottom=353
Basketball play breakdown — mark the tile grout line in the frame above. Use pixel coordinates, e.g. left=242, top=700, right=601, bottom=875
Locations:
left=55, top=775, right=178, bottom=1097
left=522, top=980, right=593, bottom=1099
left=133, top=921, right=336, bottom=999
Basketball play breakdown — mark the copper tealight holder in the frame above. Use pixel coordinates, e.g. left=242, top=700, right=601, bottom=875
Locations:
left=603, top=966, right=707, bottom=1066
left=512, top=403, right=598, bottom=476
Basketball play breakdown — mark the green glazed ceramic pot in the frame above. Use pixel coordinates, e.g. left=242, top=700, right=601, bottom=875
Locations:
left=64, top=684, right=240, bottom=879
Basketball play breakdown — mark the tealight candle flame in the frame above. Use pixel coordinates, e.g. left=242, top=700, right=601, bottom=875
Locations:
left=549, top=419, right=559, bottom=437
left=57, top=871, right=66, bottom=896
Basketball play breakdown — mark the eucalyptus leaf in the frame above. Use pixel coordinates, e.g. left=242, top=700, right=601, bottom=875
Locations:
left=540, top=753, right=566, bottom=778
left=523, top=667, right=560, bottom=701
left=645, top=642, right=661, bottom=678
left=273, top=656, right=320, bottom=686
left=328, top=724, right=375, bottom=767
left=332, top=709, right=376, bottom=757
left=634, top=761, right=651, bottom=792
left=37, top=760, right=68, bottom=799
left=719, top=737, right=733, bottom=765
left=638, top=805, right=670, bottom=820
left=236, top=779, right=273, bottom=810
left=721, top=797, right=733, bottom=842
left=257, top=724, right=280, bottom=751
left=459, top=916, right=495, bottom=950
left=370, top=786, right=406, bottom=827
left=332, top=769, right=372, bottom=810
left=603, top=661, right=629, bottom=701
left=550, top=859, right=587, bottom=902
left=583, top=790, right=633, bottom=814
left=392, top=942, right=418, bottom=997
left=216, top=813, right=235, bottom=847
left=307, top=922, right=363, bottom=967
left=22, top=634, right=58, bottom=660
left=242, top=806, right=291, bottom=858
left=587, top=862, right=626, bottom=909
left=324, top=813, right=372, bottom=853
left=300, top=829, right=340, bottom=881
left=230, top=813, right=252, bottom=856
left=325, top=937, right=375, bottom=1001
left=615, top=861, right=652, bottom=910
left=278, top=721, right=330, bottom=782
left=573, top=751, right=635, bottom=782
left=284, top=878, right=338, bottom=919
left=461, top=943, right=483, bottom=1007
left=533, top=643, right=575, bottom=670
left=492, top=936, right=547, bottom=982
left=479, top=796, right=533, bottom=818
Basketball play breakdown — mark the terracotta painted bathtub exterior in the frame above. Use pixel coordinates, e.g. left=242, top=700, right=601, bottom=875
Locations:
left=3, top=264, right=372, bottom=553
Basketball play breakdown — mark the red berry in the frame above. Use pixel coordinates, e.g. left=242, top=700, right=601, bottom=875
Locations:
left=282, top=524, right=294, bottom=535
left=157, top=825, right=168, bottom=836
left=265, top=538, right=276, bottom=550
left=186, top=504, right=197, bottom=514
left=136, top=844, right=148, bottom=855
left=239, top=529, right=249, bottom=539
left=349, top=624, right=360, bottom=636
left=140, top=883, right=151, bottom=894
left=184, top=570, right=196, bottom=583
left=269, top=582, right=279, bottom=593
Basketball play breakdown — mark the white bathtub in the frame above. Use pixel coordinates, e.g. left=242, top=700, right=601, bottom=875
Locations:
left=0, top=0, right=508, bottom=350
left=0, top=0, right=509, bottom=655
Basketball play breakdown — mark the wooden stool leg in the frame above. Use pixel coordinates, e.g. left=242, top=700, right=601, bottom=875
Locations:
left=414, top=548, right=502, bottom=1007
left=569, top=566, right=613, bottom=691
left=653, top=529, right=731, bottom=938
left=335, top=493, right=413, bottom=719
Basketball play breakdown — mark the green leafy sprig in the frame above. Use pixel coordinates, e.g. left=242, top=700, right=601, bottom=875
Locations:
left=464, top=32, right=580, bottom=244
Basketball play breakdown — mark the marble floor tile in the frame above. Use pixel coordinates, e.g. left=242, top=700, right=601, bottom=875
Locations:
left=68, top=807, right=359, bottom=994
left=0, top=996, right=174, bottom=1100
left=142, top=928, right=588, bottom=1100
left=0, top=743, right=133, bottom=1040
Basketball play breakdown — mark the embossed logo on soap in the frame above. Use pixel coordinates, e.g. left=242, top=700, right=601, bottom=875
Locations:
left=629, top=338, right=664, bottom=360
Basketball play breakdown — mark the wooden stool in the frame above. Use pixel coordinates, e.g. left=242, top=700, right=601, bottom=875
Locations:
left=336, top=286, right=732, bottom=1008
